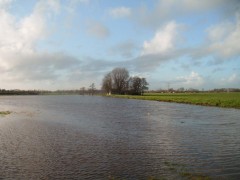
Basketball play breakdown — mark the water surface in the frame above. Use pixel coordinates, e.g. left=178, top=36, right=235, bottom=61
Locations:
left=0, top=95, right=239, bottom=179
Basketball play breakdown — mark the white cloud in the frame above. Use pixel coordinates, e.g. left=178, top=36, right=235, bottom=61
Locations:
left=191, top=13, right=240, bottom=61
left=208, top=14, right=240, bottom=59
left=71, top=0, right=89, bottom=4
left=218, top=73, right=240, bottom=88
left=142, top=21, right=178, bottom=55
left=66, top=0, right=89, bottom=14
left=32, top=0, right=60, bottom=15
left=221, top=74, right=240, bottom=84
left=206, top=22, right=235, bottom=42
left=228, top=74, right=239, bottom=83
left=0, top=0, right=85, bottom=89
left=109, top=6, right=131, bottom=18
left=177, top=71, right=204, bottom=87
left=0, top=0, right=12, bottom=9
left=0, top=0, right=61, bottom=54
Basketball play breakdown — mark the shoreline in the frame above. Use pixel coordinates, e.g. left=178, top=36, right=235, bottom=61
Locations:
left=1, top=93, right=239, bottom=109
left=106, top=92, right=240, bottom=109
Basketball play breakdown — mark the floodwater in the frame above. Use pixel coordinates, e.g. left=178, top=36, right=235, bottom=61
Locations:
left=0, top=95, right=239, bottom=179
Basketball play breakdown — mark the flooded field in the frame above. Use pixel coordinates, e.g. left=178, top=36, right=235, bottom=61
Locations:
left=0, top=95, right=239, bottom=179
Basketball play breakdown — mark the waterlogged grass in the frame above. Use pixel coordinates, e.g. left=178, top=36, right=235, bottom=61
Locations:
left=0, top=111, right=11, bottom=116
left=179, top=172, right=211, bottom=180
left=107, top=161, right=211, bottom=180
left=110, top=92, right=240, bottom=109
left=163, top=161, right=211, bottom=180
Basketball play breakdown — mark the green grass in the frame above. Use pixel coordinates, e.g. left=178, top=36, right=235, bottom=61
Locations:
left=0, top=111, right=11, bottom=116
left=109, top=92, right=240, bottom=109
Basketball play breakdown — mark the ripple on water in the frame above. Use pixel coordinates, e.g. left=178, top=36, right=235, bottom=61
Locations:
left=0, top=95, right=240, bottom=179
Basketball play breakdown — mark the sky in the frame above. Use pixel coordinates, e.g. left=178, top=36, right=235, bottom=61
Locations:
left=0, top=0, right=239, bottom=90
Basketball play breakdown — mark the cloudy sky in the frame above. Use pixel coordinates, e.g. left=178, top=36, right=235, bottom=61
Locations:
left=0, top=0, right=239, bottom=90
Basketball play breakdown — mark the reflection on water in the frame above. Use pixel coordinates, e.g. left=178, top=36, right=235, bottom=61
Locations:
left=0, top=95, right=240, bottom=179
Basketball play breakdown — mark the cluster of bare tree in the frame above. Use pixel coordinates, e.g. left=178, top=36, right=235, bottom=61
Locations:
left=102, top=67, right=149, bottom=95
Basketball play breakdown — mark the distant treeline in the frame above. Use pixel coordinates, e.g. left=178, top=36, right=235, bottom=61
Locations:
left=0, top=89, right=41, bottom=95
left=0, top=87, right=239, bottom=96
left=151, top=88, right=240, bottom=93
left=211, top=88, right=240, bottom=92
left=0, top=89, right=103, bottom=95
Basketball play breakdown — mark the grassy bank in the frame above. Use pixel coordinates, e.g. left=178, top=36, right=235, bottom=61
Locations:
left=109, top=92, right=240, bottom=109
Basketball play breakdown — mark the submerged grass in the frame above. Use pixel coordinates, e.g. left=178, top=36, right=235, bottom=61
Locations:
left=0, top=111, right=11, bottom=116
left=163, top=161, right=212, bottom=180
left=109, top=92, right=240, bottom=109
left=107, top=161, right=212, bottom=180
left=143, top=161, right=212, bottom=180
left=179, top=172, right=211, bottom=180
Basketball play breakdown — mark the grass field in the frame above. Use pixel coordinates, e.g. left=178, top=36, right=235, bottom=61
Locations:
left=110, top=92, right=240, bottom=109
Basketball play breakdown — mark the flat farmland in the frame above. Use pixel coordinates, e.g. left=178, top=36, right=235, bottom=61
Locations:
left=110, top=92, right=240, bottom=109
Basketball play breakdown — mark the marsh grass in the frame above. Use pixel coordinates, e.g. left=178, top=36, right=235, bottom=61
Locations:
left=0, top=111, right=11, bottom=116
left=179, top=171, right=211, bottom=180
left=107, top=161, right=211, bottom=180
left=110, top=92, right=240, bottom=109
left=147, top=176, right=167, bottom=180
left=163, top=161, right=211, bottom=180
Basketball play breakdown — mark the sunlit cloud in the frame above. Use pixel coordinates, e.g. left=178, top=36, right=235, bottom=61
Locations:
left=142, top=21, right=179, bottom=55
left=176, top=71, right=204, bottom=88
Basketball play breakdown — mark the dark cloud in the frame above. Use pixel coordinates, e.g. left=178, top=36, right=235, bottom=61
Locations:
left=131, top=0, right=240, bottom=29
left=80, top=56, right=117, bottom=72
left=129, top=53, right=176, bottom=72
left=86, top=21, right=110, bottom=39
left=3, top=52, right=81, bottom=81
left=109, top=41, right=139, bottom=58
left=73, top=52, right=180, bottom=75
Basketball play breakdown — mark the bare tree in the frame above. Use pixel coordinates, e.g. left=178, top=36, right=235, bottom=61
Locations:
left=89, top=83, right=95, bottom=95
left=80, top=87, right=86, bottom=95
left=129, top=77, right=149, bottom=95
left=102, top=72, right=112, bottom=95
left=140, top=78, right=149, bottom=95
left=111, top=67, right=129, bottom=94
left=101, top=67, right=149, bottom=95
left=129, top=76, right=142, bottom=95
